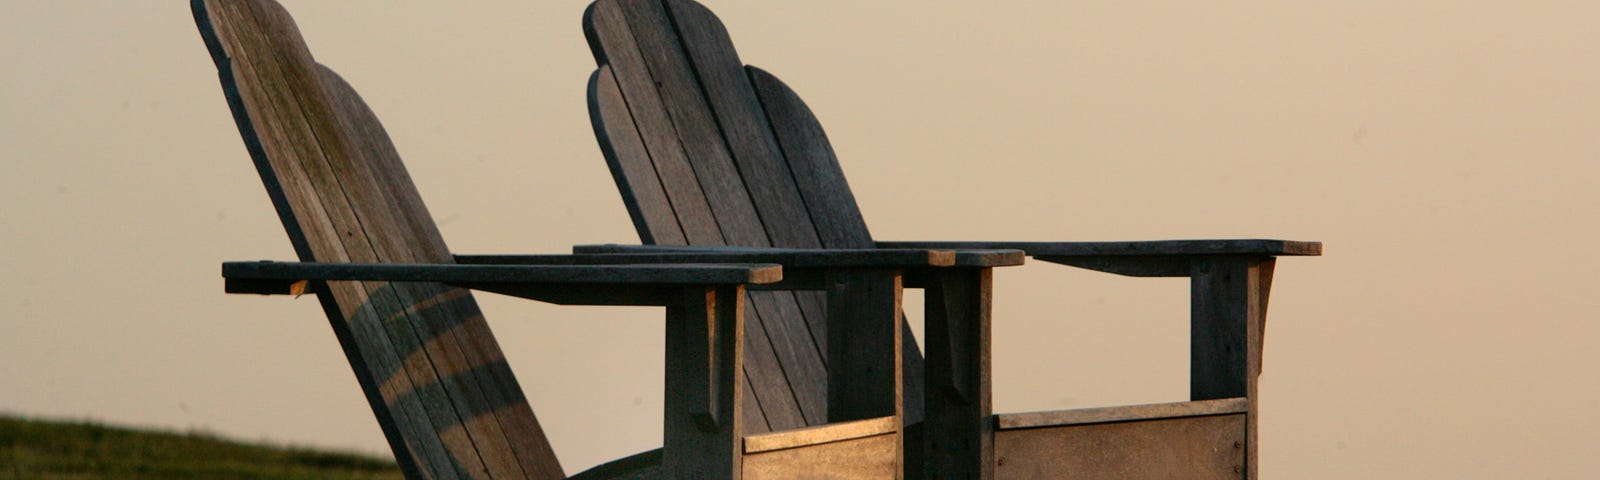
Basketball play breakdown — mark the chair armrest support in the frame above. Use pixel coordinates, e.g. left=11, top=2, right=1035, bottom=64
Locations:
left=875, top=240, right=1318, bottom=277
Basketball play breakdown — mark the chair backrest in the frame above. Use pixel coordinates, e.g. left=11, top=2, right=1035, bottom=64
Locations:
left=193, top=1, right=563, bottom=478
left=583, top=0, right=925, bottom=433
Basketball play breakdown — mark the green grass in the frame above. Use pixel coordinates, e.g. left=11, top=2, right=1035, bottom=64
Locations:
left=0, top=415, right=403, bottom=480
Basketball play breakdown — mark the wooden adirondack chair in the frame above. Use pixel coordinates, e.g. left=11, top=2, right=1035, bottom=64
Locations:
left=196, top=1, right=1016, bottom=479
left=579, top=0, right=1322, bottom=478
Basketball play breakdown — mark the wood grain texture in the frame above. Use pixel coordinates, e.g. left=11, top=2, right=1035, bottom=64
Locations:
left=921, top=269, right=993, bottom=480
left=664, top=0, right=824, bottom=251
left=663, top=286, right=746, bottom=479
left=741, top=432, right=899, bottom=480
left=587, top=0, right=830, bottom=432
left=742, top=415, right=898, bottom=454
left=576, top=2, right=1320, bottom=478
left=995, top=398, right=1249, bottom=430
left=825, top=270, right=903, bottom=423
left=196, top=1, right=562, bottom=477
left=585, top=0, right=929, bottom=435
left=1190, top=257, right=1273, bottom=480
left=823, top=270, right=904, bottom=477
left=994, top=414, right=1246, bottom=480
left=587, top=66, right=687, bottom=246
left=746, top=66, right=872, bottom=250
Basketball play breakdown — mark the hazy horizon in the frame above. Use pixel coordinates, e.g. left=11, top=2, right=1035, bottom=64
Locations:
left=3, top=1, right=1597, bottom=477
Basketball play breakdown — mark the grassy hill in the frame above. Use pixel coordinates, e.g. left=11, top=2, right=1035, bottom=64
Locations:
left=0, top=415, right=402, bottom=479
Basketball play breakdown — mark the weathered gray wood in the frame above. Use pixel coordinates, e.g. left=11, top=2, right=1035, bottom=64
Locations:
left=202, top=2, right=785, bottom=478
left=736, top=303, right=810, bottom=432
left=742, top=415, right=898, bottom=454
left=591, top=0, right=836, bottom=431
left=590, top=0, right=768, bottom=248
left=741, top=432, right=899, bottom=480
left=995, top=397, right=1250, bottom=430
left=196, top=1, right=553, bottom=477
left=585, top=0, right=934, bottom=435
left=1191, top=257, right=1273, bottom=480
left=746, top=66, right=872, bottom=250
left=921, top=269, right=994, bottom=480
left=587, top=66, right=687, bottom=246
left=747, top=291, right=829, bottom=427
left=663, top=286, right=745, bottom=479
left=824, top=269, right=903, bottom=480
left=664, top=0, right=823, bottom=251
left=878, top=239, right=1323, bottom=257
left=321, top=66, right=577, bottom=479
left=741, top=375, right=770, bottom=433
left=222, top=261, right=783, bottom=285
left=577, top=2, right=1320, bottom=478
left=993, top=414, right=1247, bottom=480
left=585, top=1, right=724, bottom=246
left=825, top=269, right=903, bottom=423
left=567, top=245, right=1024, bottom=268
left=593, top=32, right=826, bottom=424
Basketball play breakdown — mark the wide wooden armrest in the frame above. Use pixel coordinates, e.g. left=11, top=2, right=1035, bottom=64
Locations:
left=876, top=239, right=1318, bottom=277
left=566, top=244, right=1025, bottom=268
left=222, top=260, right=780, bottom=298
left=875, top=239, right=1320, bottom=257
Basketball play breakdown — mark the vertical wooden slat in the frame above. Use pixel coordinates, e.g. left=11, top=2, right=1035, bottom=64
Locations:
left=607, top=0, right=767, bottom=246
left=825, top=269, right=904, bottom=479
left=663, top=286, right=746, bottom=479
left=744, top=66, right=872, bottom=250
left=585, top=0, right=725, bottom=246
left=586, top=0, right=831, bottom=432
left=1191, top=257, right=1251, bottom=401
left=746, top=63, right=929, bottom=427
left=1191, top=256, right=1272, bottom=479
left=662, top=0, right=823, bottom=250
left=825, top=272, right=904, bottom=415
left=608, top=1, right=833, bottom=427
left=1246, top=259, right=1273, bottom=480
left=590, top=43, right=812, bottom=432
left=922, top=269, right=994, bottom=480
left=588, top=66, right=689, bottom=246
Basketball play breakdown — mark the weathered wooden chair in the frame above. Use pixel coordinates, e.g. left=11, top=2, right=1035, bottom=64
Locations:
left=579, top=0, right=1322, bottom=478
left=196, top=1, right=1016, bottom=478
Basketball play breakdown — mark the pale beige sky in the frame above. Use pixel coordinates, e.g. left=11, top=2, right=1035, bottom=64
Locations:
left=3, top=1, right=1597, bottom=477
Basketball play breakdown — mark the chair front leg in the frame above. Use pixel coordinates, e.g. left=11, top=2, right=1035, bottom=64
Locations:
left=1191, top=256, right=1275, bottom=480
left=920, top=268, right=995, bottom=480
left=664, top=285, right=746, bottom=479
left=825, top=269, right=905, bottom=477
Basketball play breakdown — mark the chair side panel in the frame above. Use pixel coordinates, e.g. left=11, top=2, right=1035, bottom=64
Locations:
left=994, top=414, right=1247, bottom=480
